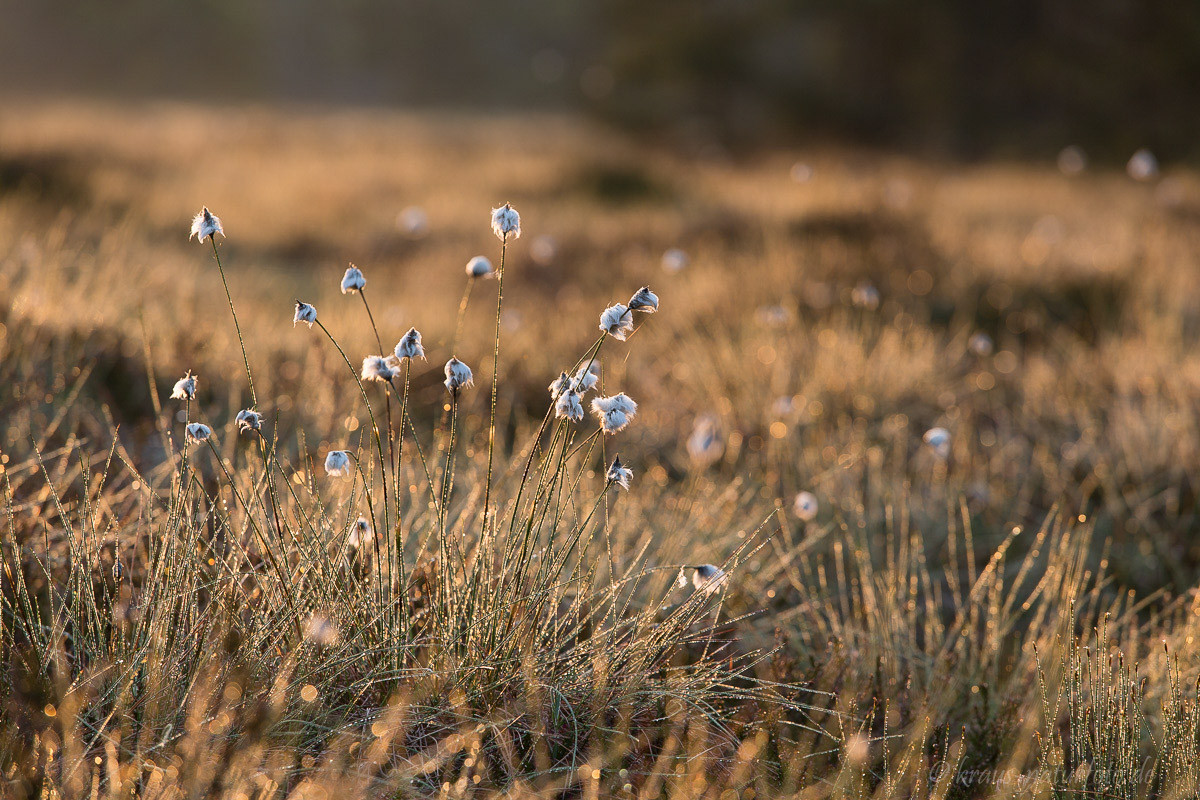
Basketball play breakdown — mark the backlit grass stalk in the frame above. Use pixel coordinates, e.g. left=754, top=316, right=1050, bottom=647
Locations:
left=208, top=239, right=258, bottom=407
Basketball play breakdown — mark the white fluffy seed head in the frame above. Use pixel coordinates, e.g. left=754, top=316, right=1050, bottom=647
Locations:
left=686, top=415, right=724, bottom=467
left=555, top=390, right=584, bottom=422
left=341, top=264, right=366, bottom=294
left=466, top=256, right=494, bottom=278
left=394, top=327, right=425, bottom=361
left=324, top=450, right=352, bottom=477
left=444, top=358, right=474, bottom=393
left=851, top=281, right=880, bottom=310
left=170, top=372, right=197, bottom=400
left=360, top=356, right=395, bottom=383
left=549, top=371, right=571, bottom=399
left=793, top=491, right=818, bottom=521
left=348, top=516, right=373, bottom=548
left=305, top=613, right=340, bottom=647
left=591, top=393, right=637, bottom=434
left=235, top=408, right=262, bottom=434
left=924, top=427, right=951, bottom=459
left=662, top=248, right=688, bottom=273
left=1127, top=149, right=1158, bottom=181
left=294, top=301, right=317, bottom=328
left=606, top=455, right=633, bottom=490
left=968, top=332, right=994, bottom=357
left=628, top=286, right=659, bottom=313
left=599, top=303, right=634, bottom=340
left=573, top=361, right=600, bottom=393
left=189, top=207, right=223, bottom=243
left=185, top=423, right=212, bottom=443
left=691, top=564, right=728, bottom=595
left=491, top=204, right=521, bottom=241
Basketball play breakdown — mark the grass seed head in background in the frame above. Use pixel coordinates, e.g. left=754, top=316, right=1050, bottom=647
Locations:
left=466, top=255, right=494, bottom=278
left=294, top=299, right=318, bottom=327
left=599, top=302, right=634, bottom=340
left=324, top=448, right=352, bottom=476
left=189, top=206, right=223, bottom=242
left=340, top=263, right=366, bottom=294
left=443, top=356, right=473, bottom=392
left=394, top=326, right=425, bottom=360
left=169, top=370, right=196, bottom=399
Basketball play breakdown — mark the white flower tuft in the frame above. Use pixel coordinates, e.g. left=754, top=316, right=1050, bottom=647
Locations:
left=324, top=450, right=352, bottom=478
left=397, top=206, right=429, bottom=238
left=341, top=264, right=366, bottom=294
left=548, top=371, right=572, bottom=399
left=235, top=409, right=262, bottom=434
left=793, top=491, right=818, bottom=521
left=591, top=393, right=638, bottom=434
left=662, top=248, right=688, bottom=273
left=628, top=286, right=659, bottom=314
left=361, top=355, right=396, bottom=383
left=923, top=427, right=951, bottom=459
left=686, top=415, right=724, bottom=467
left=394, top=327, right=425, bottom=361
left=294, top=301, right=317, bottom=328
left=491, top=203, right=521, bottom=241
left=968, top=332, right=994, bottom=357
left=348, top=516, right=373, bottom=548
left=443, top=357, right=474, bottom=393
left=1127, top=149, right=1158, bottom=182
left=555, top=389, right=584, bottom=422
left=466, top=256, right=494, bottom=278
left=691, top=564, right=728, bottom=595
left=189, top=207, right=224, bottom=243
left=599, top=303, right=634, bottom=340
left=851, top=281, right=880, bottom=310
left=185, top=423, right=212, bottom=443
left=304, top=613, right=340, bottom=647
left=573, top=361, right=601, bottom=393
left=170, top=371, right=197, bottom=400
left=606, top=455, right=633, bottom=490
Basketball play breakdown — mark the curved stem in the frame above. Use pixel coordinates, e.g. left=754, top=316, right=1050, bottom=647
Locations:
left=208, top=239, right=257, bottom=407
left=481, top=238, right=506, bottom=537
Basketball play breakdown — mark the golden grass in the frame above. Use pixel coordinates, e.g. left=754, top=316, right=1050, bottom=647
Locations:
left=4, top=101, right=1200, bottom=798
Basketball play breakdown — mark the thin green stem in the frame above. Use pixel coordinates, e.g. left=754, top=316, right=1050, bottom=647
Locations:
left=209, top=239, right=257, bottom=407
left=481, top=238, right=506, bottom=537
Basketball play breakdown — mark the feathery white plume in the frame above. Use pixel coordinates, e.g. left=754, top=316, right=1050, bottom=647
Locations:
left=348, top=516, right=373, bottom=548
left=444, top=358, right=474, bottom=393
left=466, top=256, right=494, bottom=278
left=341, top=264, right=366, bottom=294
left=394, top=327, right=425, bottom=361
left=189, top=207, right=223, bottom=243
left=606, top=455, right=633, bottom=490
left=591, top=393, right=638, bottom=434
left=573, top=361, right=600, bottom=393
left=793, top=491, right=818, bottom=521
left=235, top=409, right=262, bottom=434
left=599, top=303, right=634, bottom=340
left=555, top=389, right=584, bottom=422
left=549, top=371, right=572, bottom=399
left=294, top=301, right=317, bottom=328
left=628, top=286, right=659, bottom=313
left=170, top=372, right=196, bottom=400
left=661, top=248, right=688, bottom=273
left=324, top=450, right=352, bottom=477
left=185, top=423, right=212, bottom=443
left=491, top=203, right=521, bottom=241
left=361, top=356, right=396, bottom=383
left=686, top=414, right=724, bottom=467
left=923, top=427, right=951, bottom=459
left=968, top=332, right=994, bottom=357
left=691, top=564, right=728, bottom=595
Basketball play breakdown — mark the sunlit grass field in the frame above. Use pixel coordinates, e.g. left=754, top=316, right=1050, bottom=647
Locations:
left=4, top=102, right=1200, bottom=798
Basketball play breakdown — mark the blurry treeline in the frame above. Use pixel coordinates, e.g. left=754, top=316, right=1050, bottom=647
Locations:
left=3, top=0, right=1199, bottom=159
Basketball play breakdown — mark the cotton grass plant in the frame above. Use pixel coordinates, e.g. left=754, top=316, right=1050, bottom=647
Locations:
left=1, top=202, right=801, bottom=797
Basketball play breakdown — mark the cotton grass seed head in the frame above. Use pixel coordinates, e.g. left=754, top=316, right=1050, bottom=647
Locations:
left=444, top=358, right=474, bottom=393
left=555, top=389, right=584, bottom=422
left=304, top=613, right=340, bottom=647
left=924, top=427, right=951, bottom=459
left=348, top=517, right=373, bottom=548
left=628, top=286, right=659, bottom=313
left=851, top=281, right=880, bottom=310
left=170, top=371, right=196, bottom=400
left=687, top=414, right=724, bottom=467
left=341, top=264, right=366, bottom=294
left=294, top=300, right=317, bottom=328
left=573, top=361, right=600, bottom=393
left=189, top=207, right=223, bottom=243
left=969, top=332, right=994, bottom=357
left=324, top=450, right=352, bottom=478
left=793, top=491, right=818, bottom=521
left=691, top=564, right=728, bottom=595
left=185, top=423, right=212, bottom=444
left=662, top=248, right=688, bottom=273
left=394, top=327, right=425, bottom=361
left=599, top=303, right=634, bottom=340
left=361, top=356, right=396, bottom=383
left=606, top=455, right=633, bottom=490
left=235, top=409, right=262, bottom=434
left=466, top=256, right=494, bottom=278
left=549, top=371, right=572, bottom=399
left=592, top=393, right=637, bottom=434
left=491, top=203, right=521, bottom=241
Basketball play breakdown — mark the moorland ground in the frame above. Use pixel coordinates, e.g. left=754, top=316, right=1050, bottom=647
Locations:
left=3, top=102, right=1200, bottom=798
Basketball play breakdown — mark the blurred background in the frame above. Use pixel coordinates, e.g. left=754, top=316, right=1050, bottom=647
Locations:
left=3, top=0, right=1200, bottom=159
